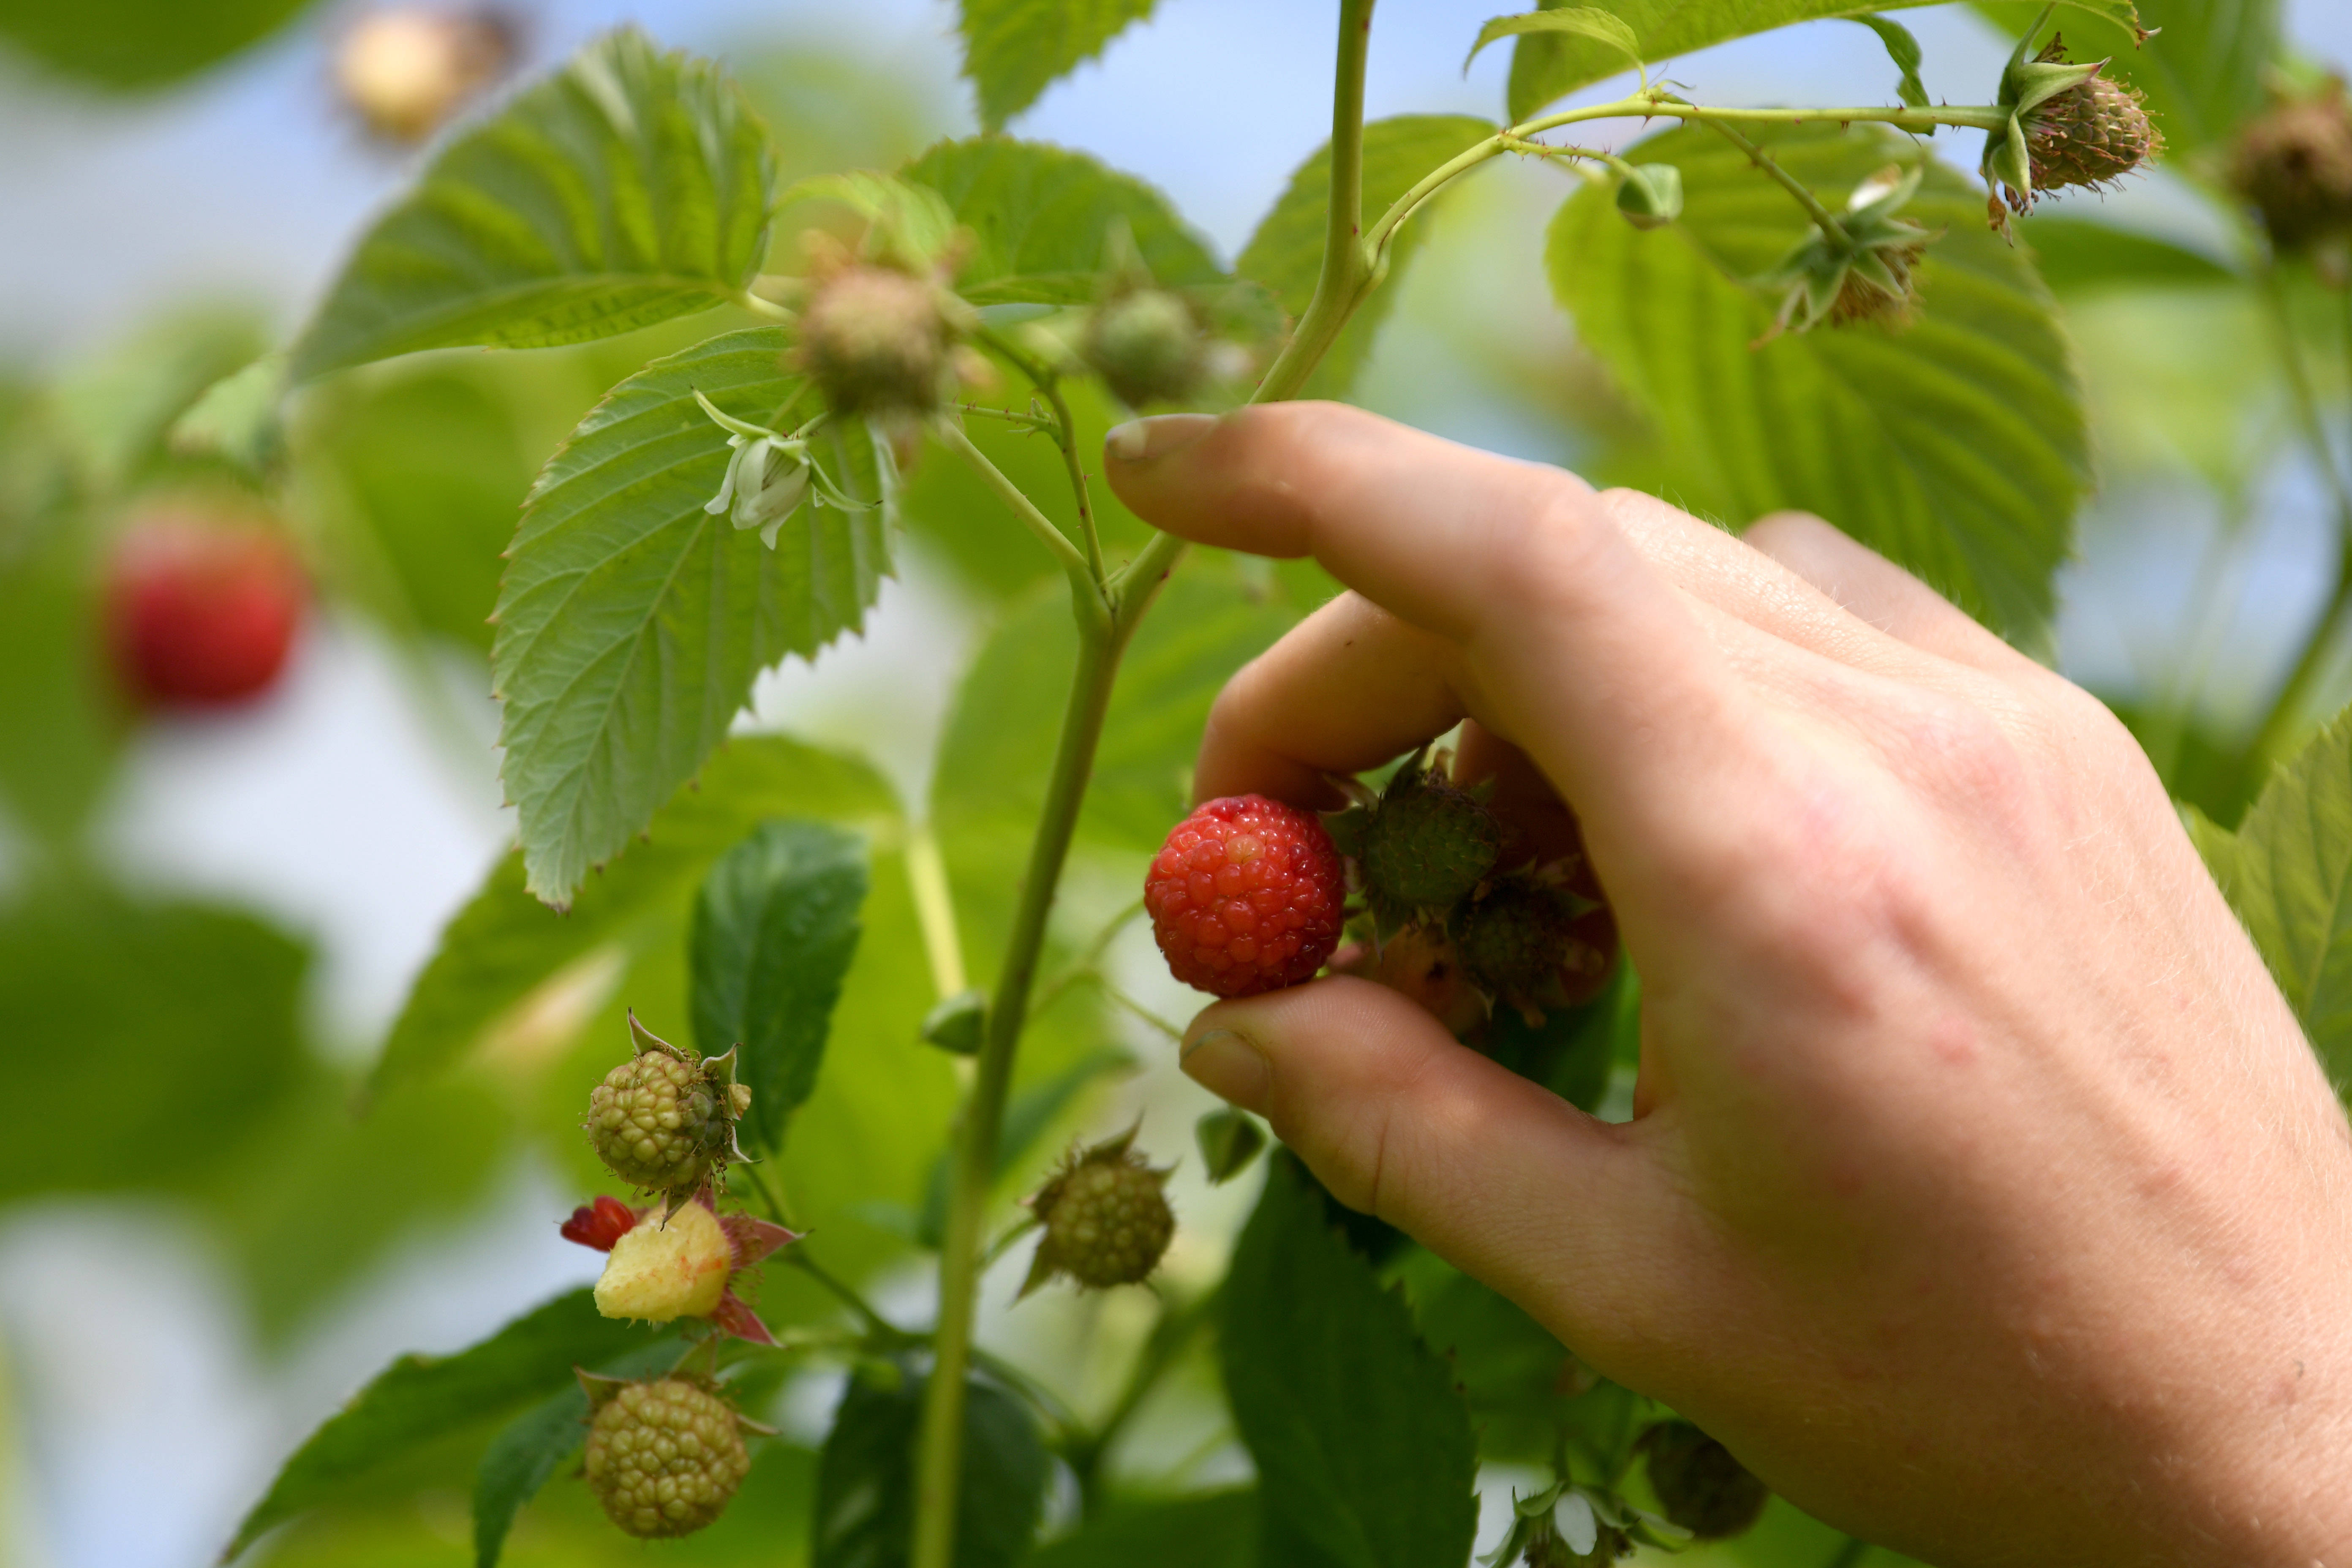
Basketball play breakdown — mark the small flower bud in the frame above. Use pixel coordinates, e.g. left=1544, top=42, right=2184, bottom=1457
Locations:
left=1614, top=163, right=1684, bottom=230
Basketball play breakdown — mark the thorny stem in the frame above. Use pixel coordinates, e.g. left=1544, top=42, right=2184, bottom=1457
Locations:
left=2242, top=261, right=2352, bottom=780
left=979, top=326, right=1111, bottom=580
left=1701, top=114, right=1852, bottom=245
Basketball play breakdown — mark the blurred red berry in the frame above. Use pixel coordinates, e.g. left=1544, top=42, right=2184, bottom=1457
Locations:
left=1146, top=794, right=1344, bottom=998
left=105, top=514, right=305, bottom=709
left=561, top=1195, right=637, bottom=1252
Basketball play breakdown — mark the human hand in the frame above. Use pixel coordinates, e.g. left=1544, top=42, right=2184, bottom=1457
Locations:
left=1104, top=403, right=2352, bottom=1568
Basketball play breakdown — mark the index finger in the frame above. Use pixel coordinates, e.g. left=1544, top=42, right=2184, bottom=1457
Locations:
left=1105, top=402, right=1763, bottom=883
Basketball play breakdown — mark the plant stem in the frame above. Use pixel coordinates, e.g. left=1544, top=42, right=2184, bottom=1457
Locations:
left=785, top=1249, right=917, bottom=1348
left=904, top=821, right=969, bottom=999
left=2242, top=262, right=2352, bottom=779
left=910, top=592, right=1130, bottom=1568
left=937, top=420, right=1101, bottom=598
left=1701, top=115, right=1851, bottom=244
left=732, top=289, right=796, bottom=323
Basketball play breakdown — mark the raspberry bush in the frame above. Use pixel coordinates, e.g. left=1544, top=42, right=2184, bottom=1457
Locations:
left=0, top=0, right=2294, bottom=1563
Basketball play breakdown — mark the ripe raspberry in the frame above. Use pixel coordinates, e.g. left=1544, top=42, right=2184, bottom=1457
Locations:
left=796, top=264, right=958, bottom=420
left=584, top=1015, right=749, bottom=1198
left=1639, top=1420, right=1769, bottom=1540
left=582, top=1376, right=751, bottom=1538
left=1020, top=1129, right=1175, bottom=1294
left=1453, top=875, right=1611, bottom=1022
left=1146, top=795, right=1345, bottom=997
left=1357, top=752, right=1500, bottom=928
left=1083, top=288, right=1206, bottom=407
left=105, top=509, right=305, bottom=709
left=2230, top=81, right=2352, bottom=252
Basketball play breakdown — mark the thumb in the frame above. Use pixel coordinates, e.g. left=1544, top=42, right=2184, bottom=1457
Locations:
left=1182, top=976, right=1671, bottom=1345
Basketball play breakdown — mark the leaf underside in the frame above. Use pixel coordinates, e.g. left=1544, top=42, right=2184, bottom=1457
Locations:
left=1548, top=122, right=2086, bottom=639
left=292, top=27, right=775, bottom=380
left=492, top=327, right=892, bottom=907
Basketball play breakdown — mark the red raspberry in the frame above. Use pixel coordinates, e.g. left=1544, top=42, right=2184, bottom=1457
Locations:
left=105, top=511, right=305, bottom=708
left=1146, top=795, right=1344, bottom=998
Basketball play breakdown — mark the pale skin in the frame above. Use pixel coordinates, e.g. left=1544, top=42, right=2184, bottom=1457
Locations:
left=1101, top=403, right=2352, bottom=1568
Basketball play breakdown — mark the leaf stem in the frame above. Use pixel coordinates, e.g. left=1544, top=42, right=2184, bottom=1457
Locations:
left=935, top=419, right=1102, bottom=605
left=2242, top=261, right=2352, bottom=779
left=909, top=589, right=1132, bottom=1568
left=978, top=327, right=1111, bottom=580
left=784, top=1249, right=918, bottom=1348
left=732, top=288, right=796, bottom=323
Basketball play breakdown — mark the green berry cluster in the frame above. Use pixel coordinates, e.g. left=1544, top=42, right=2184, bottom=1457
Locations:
left=583, top=1375, right=753, bottom=1538
left=1021, top=1127, right=1176, bottom=1295
left=584, top=1013, right=751, bottom=1205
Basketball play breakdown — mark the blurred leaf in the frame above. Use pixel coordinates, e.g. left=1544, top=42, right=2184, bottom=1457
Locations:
left=811, top=1368, right=1048, bottom=1568
left=493, top=327, right=891, bottom=907
left=472, top=1340, right=683, bottom=1568
left=904, top=136, right=1222, bottom=305
left=0, top=0, right=310, bottom=88
left=0, top=525, right=123, bottom=842
left=1505, top=0, right=2142, bottom=121
left=1974, top=0, right=2279, bottom=153
left=957, top=0, right=1156, bottom=131
left=1222, top=1154, right=1478, bottom=1567
left=169, top=353, right=285, bottom=477
left=1239, top=116, right=1497, bottom=399
left=311, top=366, right=536, bottom=653
left=291, top=29, right=774, bottom=380
left=1466, top=10, right=1642, bottom=75
left=690, top=819, right=870, bottom=1153
left=51, top=308, right=269, bottom=493
left=1550, top=123, right=2086, bottom=639
left=377, top=735, right=896, bottom=1097
left=2204, top=707, right=2352, bottom=1083
left=1852, top=15, right=1929, bottom=109
left=227, top=1289, right=662, bottom=1560
left=1029, top=1492, right=1259, bottom=1566
left=2107, top=693, right=2262, bottom=828
left=2018, top=216, right=2238, bottom=292
left=0, top=884, right=306, bottom=1200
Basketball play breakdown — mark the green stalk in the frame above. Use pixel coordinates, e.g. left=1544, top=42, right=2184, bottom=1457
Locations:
left=1701, top=116, right=1851, bottom=244
left=910, top=591, right=1127, bottom=1568
left=2241, top=263, right=2352, bottom=781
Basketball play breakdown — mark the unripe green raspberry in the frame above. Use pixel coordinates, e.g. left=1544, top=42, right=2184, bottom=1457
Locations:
left=2023, top=42, right=2163, bottom=195
left=1639, top=1420, right=1769, bottom=1540
left=2230, top=81, right=2352, bottom=252
left=583, top=1376, right=751, bottom=1538
left=1831, top=241, right=1925, bottom=327
left=1453, top=876, right=1609, bottom=1022
left=1020, top=1129, right=1175, bottom=1295
left=1083, top=288, right=1206, bottom=407
left=583, top=1015, right=748, bottom=1198
left=796, top=264, right=957, bottom=419
left=1359, top=754, right=1500, bottom=923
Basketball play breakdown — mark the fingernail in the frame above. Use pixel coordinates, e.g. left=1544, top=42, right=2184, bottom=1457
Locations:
left=1179, top=1026, right=1271, bottom=1113
left=1105, top=413, right=1216, bottom=466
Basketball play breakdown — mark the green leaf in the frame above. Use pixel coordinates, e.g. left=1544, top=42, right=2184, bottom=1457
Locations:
left=168, top=353, right=285, bottom=477
left=811, top=1367, right=1048, bottom=1568
left=471, top=1339, right=682, bottom=1568
left=0, top=525, right=124, bottom=844
left=1504, top=0, right=2145, bottom=123
left=1852, top=15, right=1929, bottom=109
left=1239, top=116, right=1497, bottom=399
left=1548, top=122, right=2086, bottom=638
left=226, top=1289, right=659, bottom=1559
left=291, top=29, right=775, bottom=381
left=690, top=819, right=871, bottom=1152
left=2017, top=215, right=2238, bottom=292
left=1029, top=1492, right=1260, bottom=1567
left=0, top=885, right=307, bottom=1200
left=375, top=734, right=897, bottom=1097
left=957, top=0, right=1157, bottom=131
left=493, top=327, right=893, bottom=907
left=903, top=136, right=1223, bottom=305
left=1467, top=10, right=1642, bottom=76
left=0, top=0, right=310, bottom=89
left=2208, top=709, right=2352, bottom=1082
left=1973, top=0, right=2279, bottom=152
left=1222, top=1154, right=1479, bottom=1568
